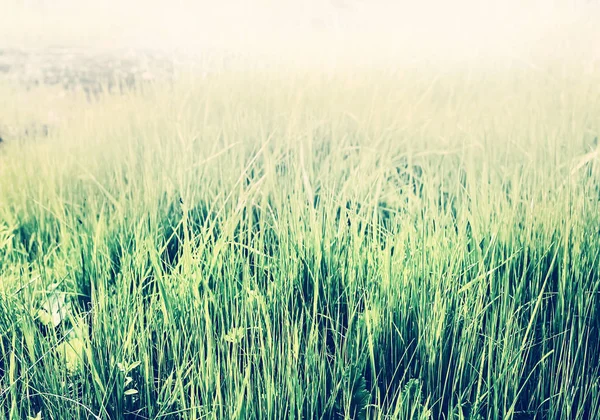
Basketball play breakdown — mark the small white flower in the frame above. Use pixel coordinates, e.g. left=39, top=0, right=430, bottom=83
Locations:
left=223, top=327, right=245, bottom=344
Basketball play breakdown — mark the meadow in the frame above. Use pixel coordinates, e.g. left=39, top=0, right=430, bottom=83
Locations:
left=0, top=61, right=599, bottom=419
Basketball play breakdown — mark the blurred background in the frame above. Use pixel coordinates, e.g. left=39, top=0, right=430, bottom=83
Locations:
left=1, top=0, right=599, bottom=68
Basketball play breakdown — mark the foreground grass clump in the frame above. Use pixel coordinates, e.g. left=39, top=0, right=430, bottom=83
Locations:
left=0, top=67, right=599, bottom=419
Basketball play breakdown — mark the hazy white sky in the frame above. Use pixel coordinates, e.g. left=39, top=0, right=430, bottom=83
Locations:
left=1, top=0, right=599, bottom=67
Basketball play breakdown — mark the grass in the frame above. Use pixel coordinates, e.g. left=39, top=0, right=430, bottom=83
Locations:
left=0, top=63, right=599, bottom=419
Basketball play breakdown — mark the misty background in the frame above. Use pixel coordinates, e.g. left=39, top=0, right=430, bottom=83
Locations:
left=1, top=0, right=599, bottom=70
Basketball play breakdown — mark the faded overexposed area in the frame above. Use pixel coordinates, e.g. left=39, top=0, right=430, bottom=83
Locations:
left=1, top=0, right=600, bottom=68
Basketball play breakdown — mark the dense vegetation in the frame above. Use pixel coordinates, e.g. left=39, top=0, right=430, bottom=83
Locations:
left=0, top=65, right=599, bottom=419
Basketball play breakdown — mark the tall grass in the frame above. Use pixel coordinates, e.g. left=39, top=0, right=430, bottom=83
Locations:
left=0, top=65, right=599, bottom=419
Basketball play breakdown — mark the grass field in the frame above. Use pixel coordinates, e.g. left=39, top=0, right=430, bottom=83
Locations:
left=0, top=62, right=599, bottom=419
